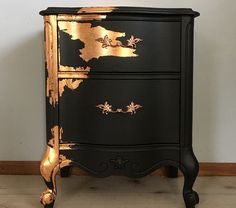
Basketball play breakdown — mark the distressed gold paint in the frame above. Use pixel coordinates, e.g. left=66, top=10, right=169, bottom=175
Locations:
left=59, top=155, right=72, bottom=168
left=40, top=126, right=60, bottom=205
left=58, top=14, right=107, bottom=21
left=78, top=6, right=117, bottom=13
left=40, top=126, right=72, bottom=205
left=58, top=21, right=141, bottom=62
left=58, top=71, right=89, bottom=79
left=44, top=16, right=58, bottom=106
left=40, top=126, right=59, bottom=182
left=60, top=143, right=77, bottom=150
left=59, top=79, right=83, bottom=97
left=59, top=128, right=63, bottom=143
left=59, top=65, right=90, bottom=72
left=96, top=101, right=142, bottom=115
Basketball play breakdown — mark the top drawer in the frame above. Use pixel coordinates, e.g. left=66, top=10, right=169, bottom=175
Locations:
left=58, top=20, right=181, bottom=73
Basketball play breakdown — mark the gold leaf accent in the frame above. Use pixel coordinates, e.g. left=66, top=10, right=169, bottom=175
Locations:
left=59, top=143, right=77, bottom=150
left=40, top=126, right=60, bottom=183
left=58, top=21, right=141, bottom=62
left=58, top=72, right=89, bottom=79
left=40, top=188, right=55, bottom=206
left=40, top=126, right=72, bottom=205
left=58, top=14, right=107, bottom=21
left=78, top=7, right=117, bottom=13
left=44, top=16, right=58, bottom=107
left=59, top=79, right=83, bottom=97
left=96, top=101, right=142, bottom=115
left=59, top=155, right=72, bottom=169
left=59, top=65, right=90, bottom=72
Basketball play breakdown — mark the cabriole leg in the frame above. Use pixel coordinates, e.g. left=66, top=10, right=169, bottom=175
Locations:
left=181, top=149, right=199, bottom=208
left=40, top=126, right=60, bottom=208
left=40, top=126, right=72, bottom=207
left=40, top=145, right=59, bottom=207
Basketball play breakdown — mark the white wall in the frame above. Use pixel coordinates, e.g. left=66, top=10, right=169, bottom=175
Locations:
left=0, top=0, right=235, bottom=162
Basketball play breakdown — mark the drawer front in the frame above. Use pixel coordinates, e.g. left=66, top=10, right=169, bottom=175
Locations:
left=58, top=20, right=181, bottom=72
left=59, top=78, right=180, bottom=145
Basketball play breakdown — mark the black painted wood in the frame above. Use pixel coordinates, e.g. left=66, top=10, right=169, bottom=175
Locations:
left=59, top=79, right=180, bottom=145
left=166, top=166, right=179, bottom=178
left=58, top=21, right=181, bottom=72
left=41, top=7, right=200, bottom=208
left=60, top=166, right=71, bottom=177
left=40, top=7, right=200, bottom=17
left=60, top=144, right=180, bottom=178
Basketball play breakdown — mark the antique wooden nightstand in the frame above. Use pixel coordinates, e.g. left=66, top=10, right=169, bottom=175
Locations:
left=39, top=7, right=200, bottom=208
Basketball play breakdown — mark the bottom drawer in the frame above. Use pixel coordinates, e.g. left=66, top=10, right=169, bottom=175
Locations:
left=59, top=78, right=180, bottom=145
left=60, top=144, right=180, bottom=177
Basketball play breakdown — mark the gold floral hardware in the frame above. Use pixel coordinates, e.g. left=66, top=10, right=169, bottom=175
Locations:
left=96, top=35, right=142, bottom=49
left=127, top=36, right=143, bottom=48
left=58, top=21, right=143, bottom=62
left=96, top=101, right=142, bottom=115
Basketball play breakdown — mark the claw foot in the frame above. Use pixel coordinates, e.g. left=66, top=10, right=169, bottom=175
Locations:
left=184, top=191, right=199, bottom=208
left=40, top=188, right=56, bottom=207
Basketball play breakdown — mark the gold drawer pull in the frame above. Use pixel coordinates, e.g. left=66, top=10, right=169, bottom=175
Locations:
left=96, top=101, right=142, bottom=115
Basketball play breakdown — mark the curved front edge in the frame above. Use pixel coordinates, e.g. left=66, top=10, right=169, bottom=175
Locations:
left=59, top=144, right=180, bottom=178
left=179, top=148, right=199, bottom=208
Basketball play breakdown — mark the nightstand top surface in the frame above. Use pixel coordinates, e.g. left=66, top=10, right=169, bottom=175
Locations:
left=40, top=6, right=200, bottom=17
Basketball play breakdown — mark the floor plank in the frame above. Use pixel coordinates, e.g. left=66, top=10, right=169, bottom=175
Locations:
left=0, top=175, right=235, bottom=207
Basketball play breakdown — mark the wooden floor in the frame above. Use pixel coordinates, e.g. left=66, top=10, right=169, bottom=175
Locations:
left=0, top=175, right=235, bottom=207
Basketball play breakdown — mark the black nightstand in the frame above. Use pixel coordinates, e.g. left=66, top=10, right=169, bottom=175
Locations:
left=39, top=7, right=200, bottom=208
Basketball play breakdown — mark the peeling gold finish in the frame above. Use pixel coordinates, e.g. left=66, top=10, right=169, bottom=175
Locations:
left=58, top=21, right=142, bottom=62
left=58, top=14, right=107, bottom=21
left=96, top=101, right=142, bottom=115
left=78, top=6, right=117, bottom=13
left=58, top=72, right=89, bottom=79
left=40, top=126, right=60, bottom=205
left=59, top=79, right=83, bottom=97
left=40, top=126, right=60, bottom=182
left=59, top=127, right=63, bottom=143
left=59, top=65, right=90, bottom=72
left=59, top=155, right=72, bottom=168
left=44, top=16, right=58, bottom=107
left=60, top=143, right=77, bottom=150
left=40, top=126, right=72, bottom=206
